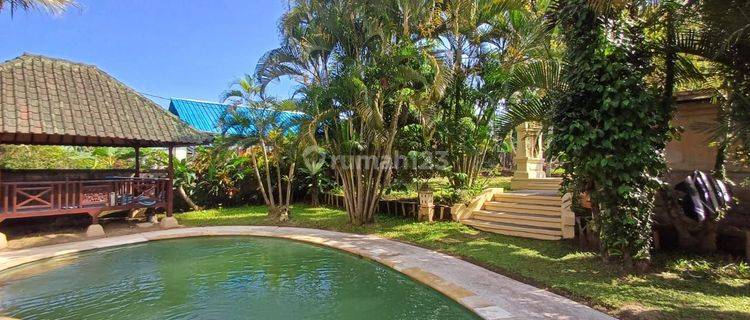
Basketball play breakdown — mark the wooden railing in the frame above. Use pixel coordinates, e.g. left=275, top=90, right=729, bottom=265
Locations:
left=0, top=177, right=169, bottom=216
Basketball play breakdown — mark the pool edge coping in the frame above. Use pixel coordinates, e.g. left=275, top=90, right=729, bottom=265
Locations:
left=0, top=226, right=616, bottom=320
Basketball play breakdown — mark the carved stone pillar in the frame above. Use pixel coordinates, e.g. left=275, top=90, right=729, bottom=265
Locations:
left=511, top=122, right=561, bottom=190
left=418, top=186, right=435, bottom=222
left=513, top=122, right=545, bottom=180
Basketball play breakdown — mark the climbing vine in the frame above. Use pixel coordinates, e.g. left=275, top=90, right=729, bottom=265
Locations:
left=550, top=0, right=670, bottom=267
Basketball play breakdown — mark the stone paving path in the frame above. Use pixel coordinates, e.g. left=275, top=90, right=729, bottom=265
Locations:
left=0, top=226, right=615, bottom=320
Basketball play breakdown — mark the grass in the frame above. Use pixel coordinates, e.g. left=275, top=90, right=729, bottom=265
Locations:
left=177, top=204, right=750, bottom=320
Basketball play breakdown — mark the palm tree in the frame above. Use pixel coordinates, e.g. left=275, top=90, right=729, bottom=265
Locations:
left=493, top=60, right=563, bottom=139
left=255, top=0, right=336, bottom=93
left=220, top=76, right=299, bottom=221
left=255, top=0, right=341, bottom=207
left=0, top=0, right=74, bottom=14
left=431, top=0, right=554, bottom=187
left=265, top=0, right=447, bottom=225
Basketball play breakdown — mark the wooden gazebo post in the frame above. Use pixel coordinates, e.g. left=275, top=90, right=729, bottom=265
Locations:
left=159, top=146, right=179, bottom=228
left=134, top=146, right=141, bottom=178
left=167, top=146, right=174, bottom=217
left=0, top=162, right=4, bottom=249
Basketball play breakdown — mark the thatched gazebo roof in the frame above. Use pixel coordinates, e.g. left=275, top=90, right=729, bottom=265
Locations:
left=0, top=54, right=212, bottom=147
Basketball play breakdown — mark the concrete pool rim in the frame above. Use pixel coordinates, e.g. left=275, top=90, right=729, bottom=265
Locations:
left=0, top=226, right=615, bottom=320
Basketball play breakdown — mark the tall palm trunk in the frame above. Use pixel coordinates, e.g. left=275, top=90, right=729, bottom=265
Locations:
left=310, top=176, right=320, bottom=206
left=334, top=103, right=404, bottom=225
left=248, top=145, right=294, bottom=221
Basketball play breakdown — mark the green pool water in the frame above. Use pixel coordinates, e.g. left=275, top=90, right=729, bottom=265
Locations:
left=0, top=237, right=479, bottom=320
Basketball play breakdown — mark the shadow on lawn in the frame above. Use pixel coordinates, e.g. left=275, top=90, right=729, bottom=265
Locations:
left=644, top=272, right=750, bottom=298
left=619, top=307, right=750, bottom=320
left=367, top=215, right=750, bottom=320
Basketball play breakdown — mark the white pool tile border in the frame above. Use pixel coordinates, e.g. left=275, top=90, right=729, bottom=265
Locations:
left=0, top=226, right=615, bottom=320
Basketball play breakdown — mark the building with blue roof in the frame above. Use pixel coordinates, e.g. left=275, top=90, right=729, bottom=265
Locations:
left=168, top=98, right=302, bottom=136
left=168, top=98, right=303, bottom=159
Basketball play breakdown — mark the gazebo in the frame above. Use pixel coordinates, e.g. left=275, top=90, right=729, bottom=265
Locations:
left=0, top=54, right=212, bottom=245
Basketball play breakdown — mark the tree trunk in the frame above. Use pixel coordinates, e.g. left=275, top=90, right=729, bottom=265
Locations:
left=699, top=220, right=719, bottom=253
left=714, top=141, right=728, bottom=181
left=249, top=150, right=271, bottom=206
left=310, top=177, right=320, bottom=207
left=177, top=185, right=201, bottom=211
left=337, top=160, right=379, bottom=226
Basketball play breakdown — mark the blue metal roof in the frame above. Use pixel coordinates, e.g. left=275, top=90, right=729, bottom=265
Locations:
left=168, top=98, right=301, bottom=136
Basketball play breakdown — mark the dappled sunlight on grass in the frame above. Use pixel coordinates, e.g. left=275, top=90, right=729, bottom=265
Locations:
left=176, top=204, right=750, bottom=320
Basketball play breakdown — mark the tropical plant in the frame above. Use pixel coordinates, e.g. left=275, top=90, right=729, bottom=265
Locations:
left=0, top=145, right=163, bottom=170
left=638, top=0, right=750, bottom=255
left=220, top=77, right=300, bottom=221
left=492, top=60, right=563, bottom=138
left=432, top=0, right=557, bottom=187
left=191, top=145, right=255, bottom=206
left=0, top=145, right=85, bottom=169
left=299, top=145, right=327, bottom=206
left=254, top=0, right=336, bottom=93
left=492, top=0, right=714, bottom=153
left=173, top=158, right=201, bottom=211
left=389, top=123, right=436, bottom=192
left=88, top=147, right=132, bottom=169
left=265, top=0, right=449, bottom=225
left=548, top=0, right=674, bottom=268
left=254, top=5, right=340, bottom=207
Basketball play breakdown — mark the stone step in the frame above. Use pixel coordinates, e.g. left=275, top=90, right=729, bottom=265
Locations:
left=462, top=219, right=562, bottom=240
left=510, top=178, right=562, bottom=191
left=483, top=201, right=561, bottom=216
left=463, top=218, right=562, bottom=235
left=492, top=194, right=562, bottom=206
left=472, top=210, right=562, bottom=229
left=523, top=180, right=561, bottom=185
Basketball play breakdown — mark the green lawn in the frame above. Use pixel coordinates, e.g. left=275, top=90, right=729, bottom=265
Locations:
left=177, top=204, right=750, bottom=320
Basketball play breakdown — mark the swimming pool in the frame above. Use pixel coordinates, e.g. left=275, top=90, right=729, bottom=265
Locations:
left=0, top=237, right=479, bottom=319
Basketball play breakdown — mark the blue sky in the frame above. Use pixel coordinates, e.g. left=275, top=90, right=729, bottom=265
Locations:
left=0, top=0, right=296, bottom=108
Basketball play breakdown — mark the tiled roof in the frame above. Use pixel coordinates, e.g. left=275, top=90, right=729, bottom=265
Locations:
left=169, top=98, right=302, bottom=136
left=0, top=54, right=212, bottom=147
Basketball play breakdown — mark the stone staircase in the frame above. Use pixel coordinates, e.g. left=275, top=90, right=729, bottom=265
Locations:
left=509, top=177, right=563, bottom=191
left=454, top=189, right=575, bottom=240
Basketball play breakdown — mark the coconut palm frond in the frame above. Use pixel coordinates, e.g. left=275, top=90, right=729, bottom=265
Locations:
left=506, top=59, right=564, bottom=94
left=494, top=95, right=556, bottom=139
left=675, top=30, right=731, bottom=66
left=0, top=0, right=75, bottom=15
left=674, top=54, right=706, bottom=85
left=255, top=47, right=308, bottom=91
left=219, top=89, right=246, bottom=104
left=220, top=74, right=262, bottom=104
